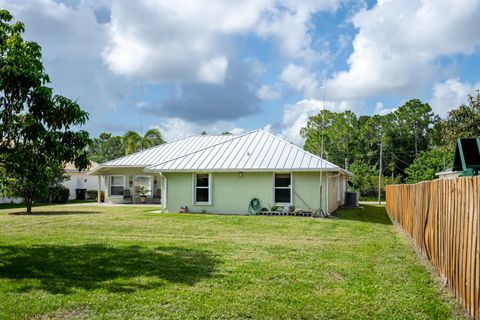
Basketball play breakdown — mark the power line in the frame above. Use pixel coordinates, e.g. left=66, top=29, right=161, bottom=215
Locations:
left=391, top=153, right=410, bottom=165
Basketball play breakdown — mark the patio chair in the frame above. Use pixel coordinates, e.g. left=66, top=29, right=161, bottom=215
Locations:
left=123, top=189, right=133, bottom=204
left=153, top=189, right=161, bottom=204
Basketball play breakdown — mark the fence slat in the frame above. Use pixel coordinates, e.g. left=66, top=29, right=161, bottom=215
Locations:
left=386, top=177, right=479, bottom=319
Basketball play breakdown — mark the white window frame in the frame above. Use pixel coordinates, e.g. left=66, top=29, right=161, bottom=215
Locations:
left=193, top=173, right=212, bottom=205
left=133, top=175, right=153, bottom=196
left=273, top=172, right=292, bottom=206
left=109, top=175, right=125, bottom=197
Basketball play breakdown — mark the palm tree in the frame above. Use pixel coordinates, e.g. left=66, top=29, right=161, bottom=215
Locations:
left=142, top=128, right=165, bottom=149
left=123, top=128, right=165, bottom=155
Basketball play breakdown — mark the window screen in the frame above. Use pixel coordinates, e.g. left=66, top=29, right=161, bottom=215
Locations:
left=274, top=173, right=291, bottom=204
left=110, top=176, right=125, bottom=196
left=195, top=174, right=210, bottom=203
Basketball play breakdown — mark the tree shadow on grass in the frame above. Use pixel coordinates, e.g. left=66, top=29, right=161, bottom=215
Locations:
left=9, top=211, right=101, bottom=216
left=334, top=205, right=392, bottom=225
left=0, top=244, right=218, bottom=294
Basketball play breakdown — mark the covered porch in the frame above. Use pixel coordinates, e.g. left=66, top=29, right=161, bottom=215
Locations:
left=89, top=166, right=166, bottom=209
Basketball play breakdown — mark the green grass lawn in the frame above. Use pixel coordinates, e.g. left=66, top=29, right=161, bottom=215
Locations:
left=0, top=204, right=465, bottom=319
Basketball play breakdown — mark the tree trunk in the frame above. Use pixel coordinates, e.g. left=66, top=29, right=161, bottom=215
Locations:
left=25, top=197, right=32, bottom=214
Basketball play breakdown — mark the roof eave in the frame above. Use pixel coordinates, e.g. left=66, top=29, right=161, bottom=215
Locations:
left=145, top=167, right=351, bottom=174
left=88, top=165, right=147, bottom=175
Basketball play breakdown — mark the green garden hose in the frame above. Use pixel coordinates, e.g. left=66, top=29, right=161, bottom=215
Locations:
left=248, top=198, right=261, bottom=215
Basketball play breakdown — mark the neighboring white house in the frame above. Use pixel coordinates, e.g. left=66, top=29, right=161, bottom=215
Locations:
left=63, top=162, right=104, bottom=200
left=0, top=195, right=22, bottom=204
left=1, top=162, right=103, bottom=203
left=90, top=129, right=352, bottom=215
left=435, top=168, right=460, bottom=180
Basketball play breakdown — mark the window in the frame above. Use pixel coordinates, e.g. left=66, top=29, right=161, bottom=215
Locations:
left=110, top=175, right=125, bottom=196
left=274, top=173, right=291, bottom=204
left=134, top=176, right=152, bottom=196
left=194, top=173, right=211, bottom=204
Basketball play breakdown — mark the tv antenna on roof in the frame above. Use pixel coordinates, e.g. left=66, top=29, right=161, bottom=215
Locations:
left=139, top=117, right=144, bottom=150
left=318, top=72, right=328, bottom=218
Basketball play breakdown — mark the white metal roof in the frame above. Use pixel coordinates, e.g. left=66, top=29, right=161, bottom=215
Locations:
left=145, top=130, right=346, bottom=173
left=92, top=129, right=349, bottom=174
left=100, top=135, right=233, bottom=167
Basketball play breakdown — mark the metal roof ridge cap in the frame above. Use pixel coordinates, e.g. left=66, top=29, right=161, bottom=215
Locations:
left=259, top=129, right=342, bottom=170
left=103, top=143, right=166, bottom=165
left=101, top=134, right=202, bottom=165
left=147, top=129, right=261, bottom=169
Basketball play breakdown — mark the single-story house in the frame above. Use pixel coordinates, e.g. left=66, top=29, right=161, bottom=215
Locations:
left=1, top=162, right=104, bottom=204
left=435, top=167, right=460, bottom=180
left=90, top=129, right=351, bottom=214
left=64, top=162, right=104, bottom=200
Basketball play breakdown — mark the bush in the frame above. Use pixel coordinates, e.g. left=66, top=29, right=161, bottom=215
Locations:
left=51, top=186, right=70, bottom=203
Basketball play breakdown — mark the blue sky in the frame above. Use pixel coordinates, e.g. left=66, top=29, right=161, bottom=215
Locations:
left=2, top=0, right=480, bottom=144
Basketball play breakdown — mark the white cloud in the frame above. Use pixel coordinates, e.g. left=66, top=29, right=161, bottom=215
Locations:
left=1, top=0, right=130, bottom=118
left=280, top=64, right=320, bottom=98
left=328, top=0, right=480, bottom=100
left=257, top=85, right=281, bottom=100
left=429, top=78, right=480, bottom=117
left=103, top=0, right=340, bottom=83
left=273, top=99, right=355, bottom=146
left=197, top=56, right=229, bottom=84
left=153, top=118, right=246, bottom=142
left=255, top=1, right=338, bottom=62
left=374, top=102, right=397, bottom=115
left=157, top=96, right=362, bottom=145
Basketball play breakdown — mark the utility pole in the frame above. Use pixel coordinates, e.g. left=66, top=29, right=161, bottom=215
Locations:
left=378, top=141, right=383, bottom=205
left=414, top=124, right=418, bottom=157
left=345, top=157, right=348, bottom=170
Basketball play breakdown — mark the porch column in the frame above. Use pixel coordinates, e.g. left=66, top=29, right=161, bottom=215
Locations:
left=97, top=175, right=101, bottom=204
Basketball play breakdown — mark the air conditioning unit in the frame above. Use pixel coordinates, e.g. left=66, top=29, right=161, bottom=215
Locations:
left=344, top=192, right=359, bottom=208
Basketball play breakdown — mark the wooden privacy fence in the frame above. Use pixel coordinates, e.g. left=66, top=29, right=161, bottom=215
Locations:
left=386, top=177, right=479, bottom=319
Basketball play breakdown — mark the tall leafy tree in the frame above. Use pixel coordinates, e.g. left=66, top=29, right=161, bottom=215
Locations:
left=142, top=128, right=165, bottom=148
left=300, top=99, right=439, bottom=197
left=348, top=160, right=378, bottom=197
left=123, top=128, right=165, bottom=155
left=0, top=10, right=90, bottom=213
left=123, top=131, right=142, bottom=155
left=405, top=147, right=453, bottom=183
left=89, top=132, right=125, bottom=163
left=442, top=91, right=480, bottom=146
left=391, top=99, right=438, bottom=155
left=301, top=110, right=359, bottom=166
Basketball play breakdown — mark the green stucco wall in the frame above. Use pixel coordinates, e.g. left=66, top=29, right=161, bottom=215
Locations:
left=164, top=172, right=272, bottom=214
left=95, top=168, right=340, bottom=214
left=292, top=172, right=328, bottom=214
left=164, top=171, right=331, bottom=214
